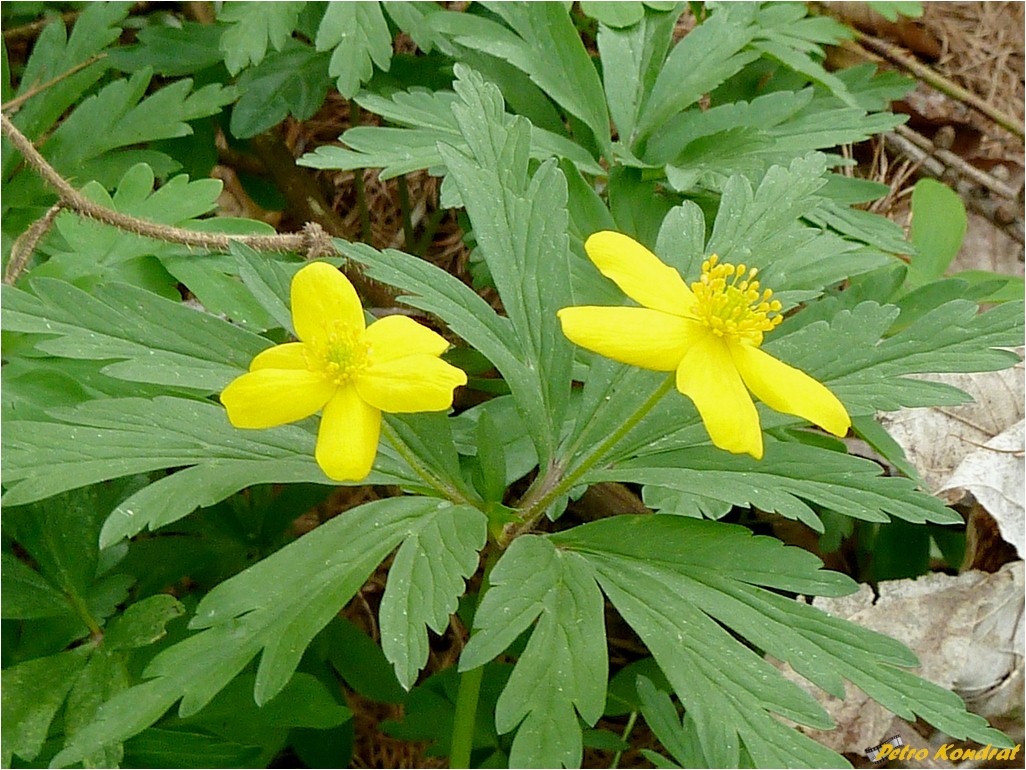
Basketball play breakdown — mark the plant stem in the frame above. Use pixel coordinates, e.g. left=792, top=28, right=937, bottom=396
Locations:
left=349, top=104, right=373, bottom=243
left=397, top=174, right=416, bottom=251
left=610, top=710, right=638, bottom=769
left=381, top=420, right=475, bottom=507
left=503, top=373, right=675, bottom=548
left=449, top=550, right=499, bottom=769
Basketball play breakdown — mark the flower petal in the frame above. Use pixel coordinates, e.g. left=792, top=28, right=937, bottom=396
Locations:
left=315, top=386, right=381, bottom=481
left=365, top=314, right=450, bottom=362
left=730, top=342, right=851, bottom=437
left=356, top=354, right=467, bottom=413
left=250, top=342, right=308, bottom=371
left=557, top=306, right=703, bottom=371
left=675, top=334, right=763, bottom=458
left=291, top=262, right=364, bottom=342
left=584, top=231, right=696, bottom=315
left=220, top=369, right=335, bottom=429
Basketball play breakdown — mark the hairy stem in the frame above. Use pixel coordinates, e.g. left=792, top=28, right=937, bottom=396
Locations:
left=501, top=373, right=675, bottom=548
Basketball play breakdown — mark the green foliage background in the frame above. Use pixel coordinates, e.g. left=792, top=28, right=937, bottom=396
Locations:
left=2, top=2, right=1022, bottom=768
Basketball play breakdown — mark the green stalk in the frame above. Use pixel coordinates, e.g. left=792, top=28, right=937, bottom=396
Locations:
left=611, top=710, right=638, bottom=769
left=397, top=174, right=416, bottom=251
left=502, top=373, right=675, bottom=548
left=349, top=103, right=373, bottom=243
left=449, top=551, right=499, bottom=769
left=381, top=420, right=475, bottom=507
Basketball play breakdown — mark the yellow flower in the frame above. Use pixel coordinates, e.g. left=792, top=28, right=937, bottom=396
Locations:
left=557, top=231, right=850, bottom=459
left=221, top=262, right=467, bottom=481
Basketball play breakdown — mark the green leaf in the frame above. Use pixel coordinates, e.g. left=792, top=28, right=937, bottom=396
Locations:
left=908, top=178, right=967, bottom=287
left=428, top=4, right=610, bottom=154
left=769, top=300, right=1025, bottom=413
left=298, top=85, right=603, bottom=179
left=6, top=69, right=236, bottom=207
left=438, top=66, right=574, bottom=467
left=52, top=497, right=466, bottom=767
left=0, top=396, right=416, bottom=541
left=2, top=646, right=91, bottom=765
left=315, top=1, right=392, bottom=98
left=123, top=728, right=262, bottom=769
left=557, top=515, right=1009, bottom=760
left=581, top=1, right=646, bottom=27
left=1, top=3, right=127, bottom=177
left=108, top=22, right=226, bottom=76
left=230, top=42, right=332, bottom=138
left=636, top=676, right=707, bottom=768
left=231, top=242, right=301, bottom=332
left=634, top=8, right=757, bottom=144
left=63, top=648, right=130, bottom=768
left=2, top=276, right=270, bottom=394
left=104, top=595, right=186, bottom=651
left=591, top=443, right=961, bottom=532
left=0, top=553, right=70, bottom=619
left=597, top=3, right=680, bottom=143
left=461, top=537, right=606, bottom=769
left=324, top=619, right=407, bottom=704
left=381, top=503, right=487, bottom=688
left=218, top=1, right=305, bottom=74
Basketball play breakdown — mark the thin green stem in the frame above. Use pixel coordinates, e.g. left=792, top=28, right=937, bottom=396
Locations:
left=450, top=550, right=499, bottom=769
left=611, top=710, right=638, bottom=769
left=381, top=420, right=475, bottom=507
left=349, top=104, right=373, bottom=243
left=502, top=373, right=675, bottom=548
left=396, top=174, right=416, bottom=251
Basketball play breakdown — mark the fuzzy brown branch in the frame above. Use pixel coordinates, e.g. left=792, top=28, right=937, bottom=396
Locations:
left=5, top=202, right=64, bottom=285
left=1, top=111, right=341, bottom=274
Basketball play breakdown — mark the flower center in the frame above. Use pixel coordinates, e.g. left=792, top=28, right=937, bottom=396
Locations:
left=689, top=254, right=782, bottom=343
left=306, top=321, right=370, bottom=385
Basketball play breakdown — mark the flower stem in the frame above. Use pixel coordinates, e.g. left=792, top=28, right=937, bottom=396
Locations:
left=610, top=710, right=638, bottom=769
left=503, top=373, right=675, bottom=547
left=381, top=420, right=476, bottom=507
left=449, top=550, right=498, bottom=769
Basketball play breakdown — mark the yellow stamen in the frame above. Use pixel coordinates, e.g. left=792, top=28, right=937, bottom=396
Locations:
left=306, top=321, right=370, bottom=385
left=690, top=254, right=782, bottom=342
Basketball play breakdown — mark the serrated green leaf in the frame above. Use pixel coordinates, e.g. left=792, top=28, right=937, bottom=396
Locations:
left=2, top=276, right=269, bottom=393
left=908, top=178, right=967, bottom=287
left=52, top=497, right=463, bottom=767
left=123, top=728, right=262, bottom=769
left=636, top=676, right=703, bottom=768
left=218, top=1, right=305, bottom=74
left=63, top=648, right=130, bottom=769
left=104, top=595, right=186, bottom=651
left=2, top=646, right=91, bottom=765
left=552, top=517, right=849, bottom=767
left=769, top=300, right=1025, bottom=413
left=230, top=42, right=332, bottom=138
left=598, top=3, right=679, bottom=144
left=1, top=3, right=127, bottom=178
left=298, top=85, right=603, bottom=179
left=428, top=3, right=610, bottom=154
left=592, top=442, right=960, bottom=531
left=316, top=1, right=392, bottom=97
left=439, top=64, right=574, bottom=466
left=108, top=22, right=226, bottom=76
left=380, top=503, right=487, bottom=688
left=461, top=536, right=606, bottom=769
left=634, top=9, right=757, bottom=144
left=230, top=242, right=301, bottom=332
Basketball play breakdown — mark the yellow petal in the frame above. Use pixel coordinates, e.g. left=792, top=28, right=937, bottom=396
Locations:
left=730, top=342, right=851, bottom=437
left=365, top=314, right=449, bottom=362
left=356, top=354, right=467, bottom=413
left=315, top=385, right=381, bottom=481
left=557, top=306, right=703, bottom=371
left=584, top=231, right=696, bottom=315
left=291, top=262, right=365, bottom=342
left=220, top=369, right=335, bottom=429
left=675, top=334, right=763, bottom=458
left=250, top=342, right=308, bottom=371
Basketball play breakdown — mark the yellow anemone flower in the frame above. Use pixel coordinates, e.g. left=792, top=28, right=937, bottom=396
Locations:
left=221, top=262, right=467, bottom=481
left=557, top=231, right=850, bottom=459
